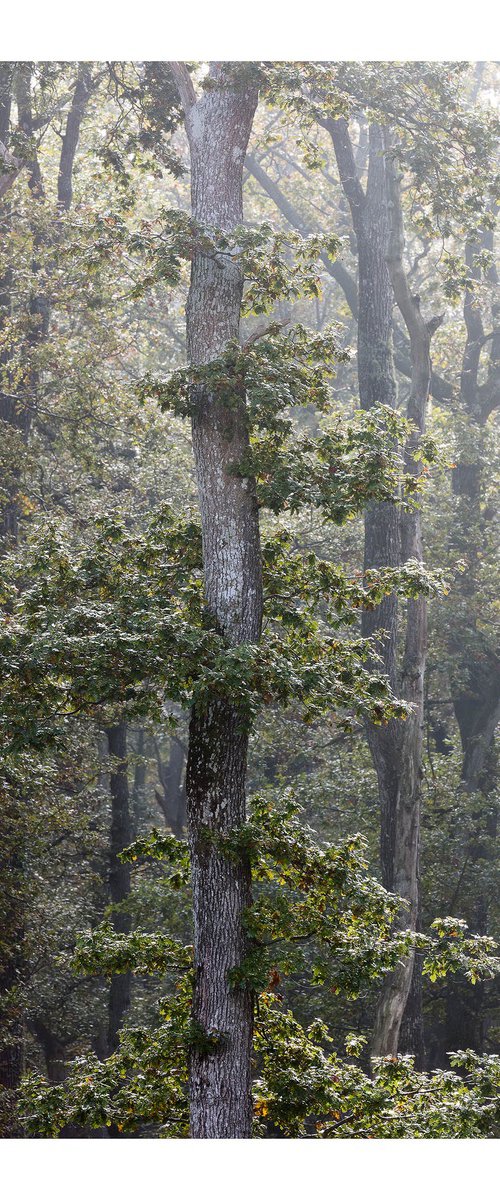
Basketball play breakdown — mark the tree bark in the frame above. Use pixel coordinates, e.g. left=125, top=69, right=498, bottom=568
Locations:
left=169, top=62, right=261, bottom=1138
left=439, top=224, right=500, bottom=1058
left=371, top=139, right=439, bottom=1057
left=327, top=119, right=436, bottom=1057
left=450, top=232, right=500, bottom=786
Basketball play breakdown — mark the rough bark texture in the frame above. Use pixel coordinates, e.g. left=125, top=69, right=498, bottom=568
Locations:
left=105, top=722, right=132, bottom=1055
left=170, top=62, right=261, bottom=1139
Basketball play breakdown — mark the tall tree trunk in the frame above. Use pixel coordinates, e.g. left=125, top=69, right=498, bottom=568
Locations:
left=169, top=62, right=261, bottom=1138
left=326, top=120, right=399, bottom=868
left=450, top=233, right=500, bottom=784
left=327, top=118, right=434, bottom=1055
left=440, top=226, right=500, bottom=1058
left=372, top=140, right=440, bottom=1057
left=105, top=722, right=132, bottom=1055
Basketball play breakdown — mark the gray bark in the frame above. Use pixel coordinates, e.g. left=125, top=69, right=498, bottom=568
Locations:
left=246, top=147, right=454, bottom=403
left=328, top=119, right=437, bottom=1056
left=328, top=120, right=400, bottom=889
left=371, top=140, right=439, bottom=1056
left=451, top=231, right=500, bottom=788
left=440, top=223, right=500, bottom=1058
left=170, top=62, right=261, bottom=1139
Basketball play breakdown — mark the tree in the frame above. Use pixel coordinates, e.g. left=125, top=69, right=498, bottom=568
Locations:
left=166, top=60, right=262, bottom=1139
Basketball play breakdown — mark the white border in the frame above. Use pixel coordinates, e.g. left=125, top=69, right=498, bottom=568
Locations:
left=2, top=0, right=500, bottom=60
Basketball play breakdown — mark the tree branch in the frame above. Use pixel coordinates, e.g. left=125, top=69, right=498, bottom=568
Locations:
left=246, top=150, right=359, bottom=318
left=324, top=116, right=366, bottom=230
left=167, top=62, right=197, bottom=114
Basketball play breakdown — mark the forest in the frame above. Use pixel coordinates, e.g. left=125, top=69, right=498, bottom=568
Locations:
left=0, top=58, right=499, bottom=1141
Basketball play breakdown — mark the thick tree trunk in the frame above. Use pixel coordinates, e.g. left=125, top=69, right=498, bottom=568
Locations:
left=170, top=63, right=261, bottom=1138
left=105, top=722, right=132, bottom=1055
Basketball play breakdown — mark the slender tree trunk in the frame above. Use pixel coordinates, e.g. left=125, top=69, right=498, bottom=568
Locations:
left=154, top=735, right=186, bottom=837
left=450, top=233, right=500, bottom=783
left=169, top=62, right=261, bottom=1138
left=57, top=64, right=93, bottom=212
left=131, top=727, right=147, bottom=838
left=327, top=121, right=400, bottom=878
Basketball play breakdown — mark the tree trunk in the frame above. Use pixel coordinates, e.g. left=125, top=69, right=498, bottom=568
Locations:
left=154, top=735, right=186, bottom=838
left=131, top=727, right=147, bottom=838
left=169, top=62, right=261, bottom=1138
left=328, top=119, right=432, bottom=1056
left=57, top=64, right=93, bottom=212
left=439, top=226, right=500, bottom=1057
left=370, top=139, right=437, bottom=1056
